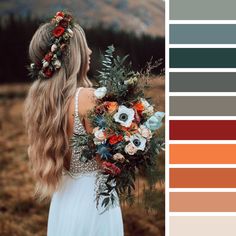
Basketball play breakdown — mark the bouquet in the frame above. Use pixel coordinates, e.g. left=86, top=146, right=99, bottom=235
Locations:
left=71, top=45, right=165, bottom=212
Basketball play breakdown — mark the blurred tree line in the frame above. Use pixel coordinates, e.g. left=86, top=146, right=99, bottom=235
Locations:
left=0, top=13, right=165, bottom=84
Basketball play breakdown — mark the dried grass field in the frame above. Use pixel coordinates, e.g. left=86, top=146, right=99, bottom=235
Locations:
left=0, top=77, right=165, bottom=236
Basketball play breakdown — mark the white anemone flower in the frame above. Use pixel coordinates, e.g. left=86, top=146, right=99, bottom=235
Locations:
left=129, top=133, right=146, bottom=151
left=113, top=105, right=135, bottom=127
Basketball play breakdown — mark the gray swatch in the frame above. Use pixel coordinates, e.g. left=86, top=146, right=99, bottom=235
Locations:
left=170, top=96, right=236, bottom=116
left=170, top=73, right=236, bottom=92
left=170, top=0, right=236, bottom=20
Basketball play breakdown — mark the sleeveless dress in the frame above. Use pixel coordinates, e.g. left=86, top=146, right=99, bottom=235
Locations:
left=47, top=87, right=124, bottom=236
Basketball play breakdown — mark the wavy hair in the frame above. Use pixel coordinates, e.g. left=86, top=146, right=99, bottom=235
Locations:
left=23, top=22, right=92, bottom=202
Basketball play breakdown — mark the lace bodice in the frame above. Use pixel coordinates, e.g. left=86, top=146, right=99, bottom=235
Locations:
left=63, top=87, right=101, bottom=178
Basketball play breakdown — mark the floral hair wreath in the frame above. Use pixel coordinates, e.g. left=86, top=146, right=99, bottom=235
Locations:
left=28, top=10, right=75, bottom=80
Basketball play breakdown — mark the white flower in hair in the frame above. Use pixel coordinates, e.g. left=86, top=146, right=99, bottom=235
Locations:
left=42, top=61, right=49, bottom=68
left=51, top=44, right=57, bottom=52
left=53, top=60, right=61, bottom=69
left=56, top=16, right=63, bottom=22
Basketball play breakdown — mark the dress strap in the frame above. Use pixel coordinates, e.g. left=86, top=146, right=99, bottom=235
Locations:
left=74, top=87, right=83, bottom=117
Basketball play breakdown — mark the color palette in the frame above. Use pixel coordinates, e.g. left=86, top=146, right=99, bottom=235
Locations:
left=167, top=0, right=236, bottom=235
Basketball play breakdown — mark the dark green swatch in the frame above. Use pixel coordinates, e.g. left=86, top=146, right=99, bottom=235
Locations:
left=170, top=48, right=236, bottom=68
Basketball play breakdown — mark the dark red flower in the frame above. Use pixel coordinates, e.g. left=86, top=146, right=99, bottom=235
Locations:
left=44, top=52, right=53, bottom=62
left=59, top=19, right=69, bottom=28
left=102, top=161, right=121, bottom=175
left=109, top=134, right=123, bottom=145
left=43, top=67, right=54, bottom=78
left=53, top=26, right=65, bottom=37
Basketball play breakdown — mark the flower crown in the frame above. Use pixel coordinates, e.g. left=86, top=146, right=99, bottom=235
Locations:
left=28, top=10, right=75, bottom=80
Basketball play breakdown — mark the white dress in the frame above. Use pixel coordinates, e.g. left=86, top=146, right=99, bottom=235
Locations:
left=47, top=87, right=124, bottom=236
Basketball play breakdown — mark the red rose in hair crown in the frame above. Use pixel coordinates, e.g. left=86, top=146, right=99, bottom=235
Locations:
left=53, top=26, right=65, bottom=37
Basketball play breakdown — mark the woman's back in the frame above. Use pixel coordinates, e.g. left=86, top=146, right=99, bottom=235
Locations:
left=63, top=87, right=101, bottom=176
left=47, top=87, right=124, bottom=236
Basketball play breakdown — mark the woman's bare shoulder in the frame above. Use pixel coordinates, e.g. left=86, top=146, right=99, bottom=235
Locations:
left=79, top=87, right=96, bottom=116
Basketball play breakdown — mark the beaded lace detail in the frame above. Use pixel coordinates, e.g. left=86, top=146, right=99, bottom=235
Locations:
left=63, top=87, right=101, bottom=178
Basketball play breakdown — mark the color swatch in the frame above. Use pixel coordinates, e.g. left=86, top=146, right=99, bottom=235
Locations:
left=170, top=0, right=236, bottom=20
left=170, top=192, right=236, bottom=212
left=170, top=120, right=236, bottom=140
left=170, top=48, right=236, bottom=68
left=169, top=72, right=236, bottom=92
left=170, top=168, right=236, bottom=188
left=170, top=96, right=236, bottom=116
left=170, top=217, right=236, bottom=236
left=170, top=24, right=236, bottom=44
left=170, top=144, right=236, bottom=164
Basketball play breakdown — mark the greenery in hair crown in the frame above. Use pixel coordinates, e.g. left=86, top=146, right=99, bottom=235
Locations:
left=27, top=10, right=75, bottom=80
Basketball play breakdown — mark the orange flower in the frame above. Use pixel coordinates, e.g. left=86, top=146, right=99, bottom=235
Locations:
left=109, top=134, right=123, bottom=145
left=105, top=101, right=118, bottom=113
left=133, top=101, right=144, bottom=113
left=121, top=122, right=139, bottom=137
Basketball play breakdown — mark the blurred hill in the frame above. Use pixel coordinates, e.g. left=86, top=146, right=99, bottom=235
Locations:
left=0, top=0, right=165, bottom=37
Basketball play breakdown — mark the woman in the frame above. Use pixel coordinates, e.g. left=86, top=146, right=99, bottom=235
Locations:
left=23, top=11, right=124, bottom=236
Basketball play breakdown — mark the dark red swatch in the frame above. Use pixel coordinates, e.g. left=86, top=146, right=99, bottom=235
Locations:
left=170, top=120, right=236, bottom=140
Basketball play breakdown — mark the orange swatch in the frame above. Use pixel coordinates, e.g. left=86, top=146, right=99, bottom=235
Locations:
left=170, top=168, right=236, bottom=188
left=170, top=144, right=236, bottom=164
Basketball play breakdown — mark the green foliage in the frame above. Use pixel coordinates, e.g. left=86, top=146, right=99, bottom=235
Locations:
left=96, top=44, right=136, bottom=100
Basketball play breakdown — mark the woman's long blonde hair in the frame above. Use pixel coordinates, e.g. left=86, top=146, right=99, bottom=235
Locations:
left=23, top=22, right=92, bottom=202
